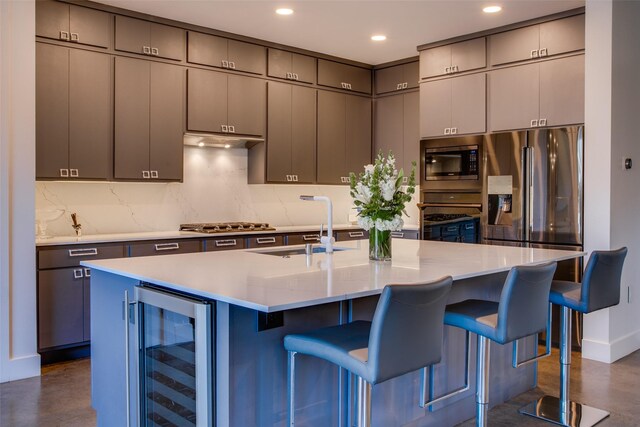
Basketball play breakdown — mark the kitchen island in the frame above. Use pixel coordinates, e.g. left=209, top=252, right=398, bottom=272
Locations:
left=84, top=239, right=582, bottom=427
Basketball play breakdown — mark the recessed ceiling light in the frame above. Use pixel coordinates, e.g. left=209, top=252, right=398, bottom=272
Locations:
left=198, top=142, right=205, bottom=147
left=483, top=5, right=502, bottom=13
left=224, top=144, right=231, bottom=149
left=371, top=35, right=387, bottom=41
left=276, top=8, right=293, bottom=16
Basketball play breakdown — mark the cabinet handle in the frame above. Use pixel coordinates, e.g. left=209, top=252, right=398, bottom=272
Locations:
left=539, top=118, right=547, bottom=126
left=256, top=237, right=276, bottom=244
left=391, top=232, right=404, bottom=238
left=222, top=60, right=229, bottom=68
left=143, top=46, right=151, bottom=55
left=142, top=170, right=150, bottom=179
left=151, top=47, right=159, bottom=56
left=539, top=48, right=548, bottom=57
left=447, top=226, right=458, bottom=232
left=69, top=248, right=98, bottom=257
left=229, top=61, right=236, bottom=69
left=397, top=83, right=403, bottom=90
left=60, top=168, right=69, bottom=177
left=60, top=31, right=70, bottom=41
left=229, top=125, right=235, bottom=133
left=465, top=223, right=474, bottom=230
left=84, top=268, right=91, bottom=277
left=454, top=65, right=459, bottom=72
left=73, top=268, right=84, bottom=279
left=341, top=82, right=346, bottom=89
left=292, top=175, right=298, bottom=182
left=70, top=32, right=79, bottom=42
left=154, top=242, right=180, bottom=251
left=347, top=83, right=352, bottom=90
left=530, top=119, right=538, bottom=128
left=444, top=128, right=451, bottom=135
left=303, top=234, right=320, bottom=241
left=349, top=231, right=364, bottom=238
left=402, top=176, right=408, bottom=184
left=150, top=170, right=159, bottom=179
left=444, top=66, right=450, bottom=74
left=293, top=73, right=299, bottom=80
left=530, top=49, right=539, bottom=58
left=286, top=175, right=291, bottom=182
left=215, top=239, right=237, bottom=247
left=287, top=72, right=293, bottom=79
left=70, top=168, right=79, bottom=177
left=221, top=124, right=228, bottom=132
left=402, top=82, right=408, bottom=89
left=450, top=127, right=458, bottom=134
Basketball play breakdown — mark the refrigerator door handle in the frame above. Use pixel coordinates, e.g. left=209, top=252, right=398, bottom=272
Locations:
left=521, top=146, right=529, bottom=241
left=528, top=146, right=535, bottom=242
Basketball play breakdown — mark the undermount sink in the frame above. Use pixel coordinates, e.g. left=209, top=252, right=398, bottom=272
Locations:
left=254, top=246, right=351, bottom=257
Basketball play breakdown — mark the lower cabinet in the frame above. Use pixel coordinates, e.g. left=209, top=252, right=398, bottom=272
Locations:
left=335, top=230, right=369, bottom=241
left=247, top=235, right=285, bottom=248
left=129, top=239, right=202, bottom=257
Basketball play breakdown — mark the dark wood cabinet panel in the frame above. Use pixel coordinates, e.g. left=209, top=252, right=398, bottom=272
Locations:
left=268, top=48, right=315, bottom=83
left=420, top=44, right=451, bottom=79
left=187, top=31, right=265, bottom=74
left=287, top=233, right=321, bottom=245
left=291, top=52, right=316, bottom=84
left=345, top=95, right=371, bottom=176
left=335, top=230, right=368, bottom=241
left=317, top=59, right=372, bottom=94
left=246, top=235, right=284, bottom=248
left=317, top=91, right=347, bottom=184
left=115, top=16, right=184, bottom=61
left=375, top=64, right=405, bottom=94
left=129, top=239, right=202, bottom=257
left=187, top=68, right=228, bottom=133
left=374, top=94, right=404, bottom=163
left=149, top=21, right=185, bottom=61
left=228, top=75, right=266, bottom=136
left=36, top=1, right=109, bottom=48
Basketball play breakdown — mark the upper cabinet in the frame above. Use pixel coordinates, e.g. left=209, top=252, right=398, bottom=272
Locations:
left=489, top=55, right=584, bottom=132
left=375, top=61, right=419, bottom=95
left=188, top=32, right=266, bottom=75
left=420, top=73, right=486, bottom=138
left=489, top=14, right=584, bottom=66
left=36, top=44, right=112, bottom=180
left=114, top=57, right=185, bottom=181
left=267, top=48, right=316, bottom=84
left=317, top=59, right=372, bottom=94
left=420, top=38, right=486, bottom=79
left=317, top=91, right=372, bottom=184
left=115, top=16, right=184, bottom=61
left=36, top=1, right=110, bottom=48
left=187, top=68, right=266, bottom=137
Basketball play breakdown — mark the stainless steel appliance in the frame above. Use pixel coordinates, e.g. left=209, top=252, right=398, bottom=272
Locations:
left=418, top=191, right=482, bottom=242
left=180, top=222, right=275, bottom=233
left=424, top=144, right=479, bottom=181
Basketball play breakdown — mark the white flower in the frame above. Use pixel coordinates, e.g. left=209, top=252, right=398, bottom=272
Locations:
left=358, top=216, right=374, bottom=231
left=364, top=164, right=374, bottom=175
left=387, top=156, right=395, bottom=166
left=380, top=179, right=396, bottom=202
left=354, top=182, right=372, bottom=204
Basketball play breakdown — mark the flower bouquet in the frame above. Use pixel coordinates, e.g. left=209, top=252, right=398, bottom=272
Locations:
left=349, top=151, right=416, bottom=261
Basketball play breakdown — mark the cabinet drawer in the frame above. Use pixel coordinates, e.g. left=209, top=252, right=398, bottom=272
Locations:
left=391, top=230, right=420, bottom=240
left=205, top=237, right=245, bottom=251
left=247, top=235, right=284, bottom=248
left=38, top=243, right=126, bottom=270
left=335, top=230, right=369, bottom=241
left=423, top=227, right=440, bottom=240
left=287, top=233, right=321, bottom=245
left=440, top=224, right=461, bottom=237
left=129, top=239, right=202, bottom=257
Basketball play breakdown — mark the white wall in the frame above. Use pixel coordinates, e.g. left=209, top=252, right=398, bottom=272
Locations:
left=35, top=147, right=421, bottom=237
left=582, top=0, right=640, bottom=363
left=0, top=0, right=40, bottom=382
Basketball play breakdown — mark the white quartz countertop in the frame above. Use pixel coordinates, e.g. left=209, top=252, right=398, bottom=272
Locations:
left=36, top=224, right=419, bottom=247
left=82, top=239, right=583, bottom=312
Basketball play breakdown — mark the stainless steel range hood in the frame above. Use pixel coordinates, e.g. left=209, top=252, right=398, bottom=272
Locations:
left=183, top=132, right=264, bottom=149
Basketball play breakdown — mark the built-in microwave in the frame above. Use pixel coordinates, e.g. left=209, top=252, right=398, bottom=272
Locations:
left=424, top=144, right=479, bottom=181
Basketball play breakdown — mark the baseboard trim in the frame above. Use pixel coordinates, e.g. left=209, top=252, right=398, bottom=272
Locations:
left=0, top=353, right=41, bottom=382
left=582, top=329, right=640, bottom=363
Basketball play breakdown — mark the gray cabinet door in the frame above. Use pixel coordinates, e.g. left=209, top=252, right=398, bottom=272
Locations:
left=404, top=61, right=419, bottom=90
left=345, top=95, right=372, bottom=176
left=69, top=4, right=110, bottom=48
left=489, top=25, right=540, bottom=66
left=291, top=86, right=317, bottom=183
left=38, top=269, right=84, bottom=349
left=403, top=91, right=420, bottom=177
left=451, top=73, right=486, bottom=135
left=420, top=44, right=451, bottom=79
left=187, top=68, right=228, bottom=133
left=228, top=40, right=266, bottom=75
left=268, top=49, right=315, bottom=83
left=420, top=78, right=451, bottom=138
left=539, top=55, right=584, bottom=127
left=374, top=94, right=404, bottom=164
left=187, top=31, right=228, bottom=68
left=115, top=15, right=150, bottom=56
left=68, top=49, right=111, bottom=180
left=488, top=63, right=539, bottom=132
left=228, top=75, right=266, bottom=136
left=36, top=0, right=69, bottom=41
left=292, top=53, right=316, bottom=84
left=317, top=91, right=347, bottom=184
left=318, top=59, right=372, bottom=94
left=149, top=22, right=185, bottom=61
left=540, top=15, right=585, bottom=57
left=451, top=38, right=486, bottom=73
left=36, top=43, right=69, bottom=179
left=267, top=81, right=292, bottom=183
left=114, top=57, right=150, bottom=179
left=375, top=65, right=405, bottom=94
left=150, top=62, right=184, bottom=180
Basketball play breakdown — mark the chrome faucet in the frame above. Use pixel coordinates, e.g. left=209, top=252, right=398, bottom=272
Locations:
left=300, top=195, right=335, bottom=253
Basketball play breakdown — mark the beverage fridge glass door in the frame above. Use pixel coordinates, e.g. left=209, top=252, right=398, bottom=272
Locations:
left=528, top=126, right=583, bottom=245
left=135, top=287, right=213, bottom=427
left=482, top=131, right=527, bottom=241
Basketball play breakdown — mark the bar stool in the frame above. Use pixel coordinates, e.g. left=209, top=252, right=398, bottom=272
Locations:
left=443, top=262, right=557, bottom=427
left=520, top=247, right=628, bottom=427
left=283, top=276, right=453, bottom=427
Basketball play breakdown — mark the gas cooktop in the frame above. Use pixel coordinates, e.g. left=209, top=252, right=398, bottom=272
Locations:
left=180, top=222, right=275, bottom=233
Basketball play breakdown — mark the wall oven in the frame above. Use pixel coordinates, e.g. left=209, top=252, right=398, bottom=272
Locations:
left=424, top=144, right=479, bottom=181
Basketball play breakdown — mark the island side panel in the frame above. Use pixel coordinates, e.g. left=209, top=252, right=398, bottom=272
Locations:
left=90, top=270, right=138, bottom=427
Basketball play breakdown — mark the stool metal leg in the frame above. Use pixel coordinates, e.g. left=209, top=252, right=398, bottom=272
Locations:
left=476, top=335, right=490, bottom=427
left=519, top=306, right=611, bottom=426
left=288, top=351, right=296, bottom=427
left=355, top=376, right=372, bottom=427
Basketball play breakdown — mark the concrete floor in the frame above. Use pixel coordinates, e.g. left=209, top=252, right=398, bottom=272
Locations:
left=1, top=349, right=639, bottom=426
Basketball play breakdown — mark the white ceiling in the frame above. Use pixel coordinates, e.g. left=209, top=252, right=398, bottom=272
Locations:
left=96, top=0, right=585, bottom=65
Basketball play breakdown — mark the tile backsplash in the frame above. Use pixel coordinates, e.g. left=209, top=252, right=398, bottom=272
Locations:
left=36, top=147, right=420, bottom=237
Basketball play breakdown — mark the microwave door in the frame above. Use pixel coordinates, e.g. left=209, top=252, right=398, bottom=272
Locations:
left=482, top=131, right=527, bottom=242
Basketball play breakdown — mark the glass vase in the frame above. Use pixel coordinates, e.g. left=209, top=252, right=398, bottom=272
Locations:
left=369, top=227, right=392, bottom=261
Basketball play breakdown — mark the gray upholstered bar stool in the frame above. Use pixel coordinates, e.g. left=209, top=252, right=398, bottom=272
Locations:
left=283, top=276, right=453, bottom=427
left=520, top=247, right=628, bottom=427
left=443, top=262, right=557, bottom=427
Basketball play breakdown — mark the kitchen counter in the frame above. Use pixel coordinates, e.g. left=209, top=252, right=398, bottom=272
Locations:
left=36, top=223, right=419, bottom=247
left=83, top=239, right=580, bottom=312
